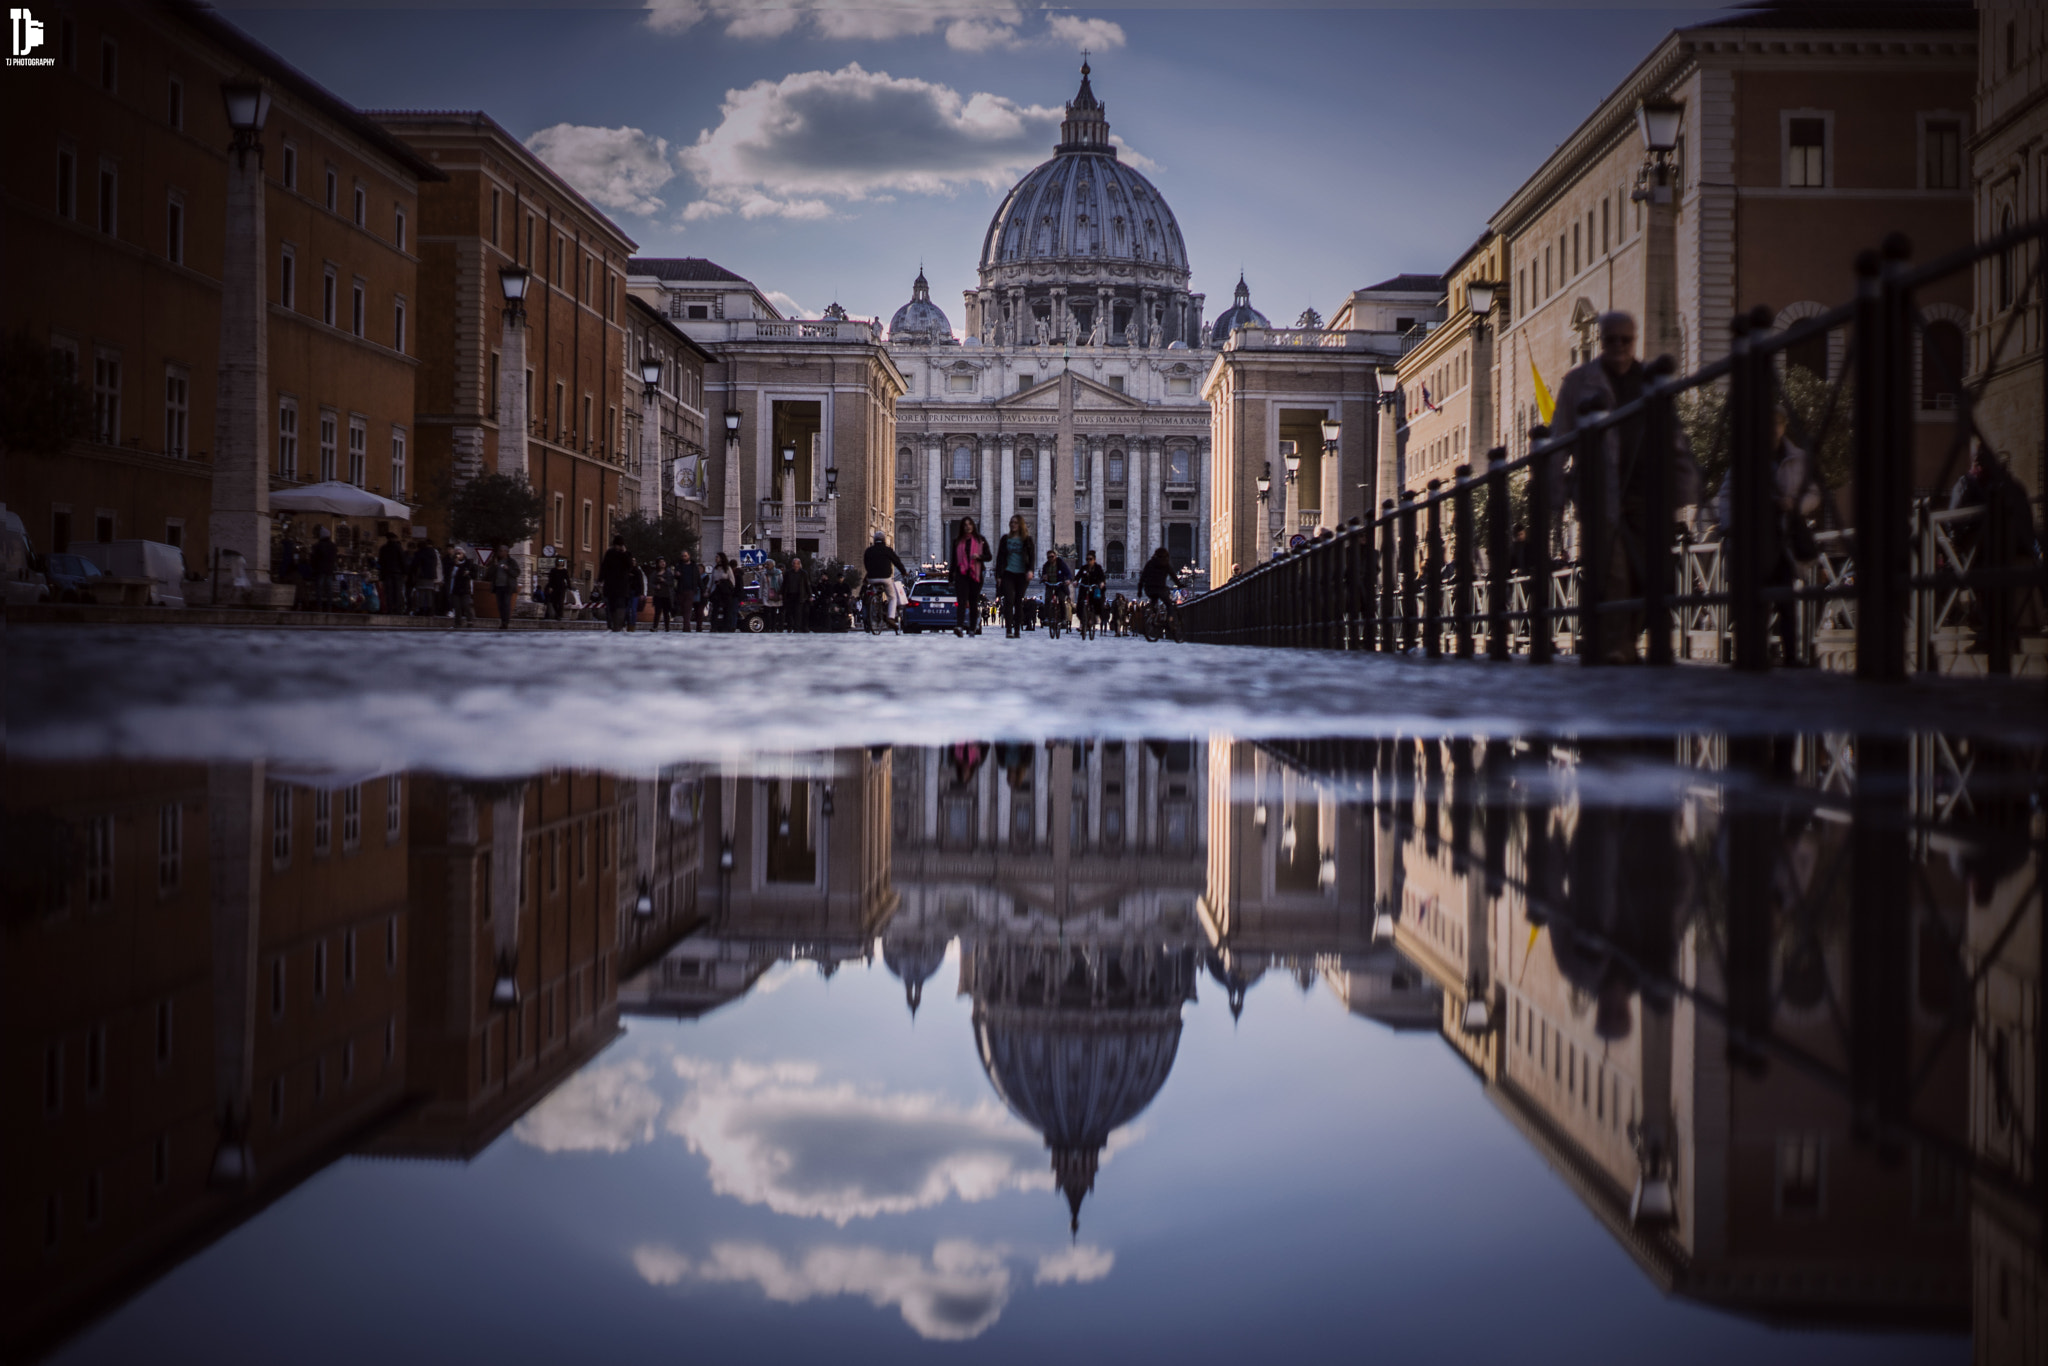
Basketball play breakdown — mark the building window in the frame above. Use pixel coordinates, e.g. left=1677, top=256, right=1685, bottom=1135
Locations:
left=386, top=914, right=399, bottom=969
left=91, top=352, right=120, bottom=445
left=947, top=372, right=976, bottom=393
left=1107, top=539, right=1126, bottom=574
left=351, top=280, right=365, bottom=337
left=582, top=499, right=593, bottom=550
left=314, top=789, right=332, bottom=854
left=280, top=245, right=296, bottom=309
left=341, top=784, right=361, bottom=849
left=56, top=146, right=76, bottom=218
left=393, top=300, right=406, bottom=353
left=386, top=775, right=402, bottom=842
left=1168, top=376, right=1192, bottom=395
left=158, top=801, right=183, bottom=892
left=164, top=519, right=183, bottom=549
left=688, top=304, right=709, bottom=320
left=314, top=939, right=328, bottom=998
left=97, top=160, right=117, bottom=235
left=167, top=74, right=183, bottom=129
left=1923, top=119, right=1962, bottom=190
left=553, top=494, right=565, bottom=547
left=1108, top=451, right=1125, bottom=484
left=1999, top=207, right=2018, bottom=310
left=325, top=167, right=338, bottom=213
left=352, top=184, right=366, bottom=228
left=1168, top=448, right=1192, bottom=482
left=1019, top=453, right=1035, bottom=483
left=581, top=393, right=593, bottom=446
left=282, top=142, right=297, bottom=190
left=85, top=814, right=114, bottom=904
left=348, top=417, right=367, bottom=485
left=951, top=446, right=972, bottom=480
left=164, top=192, right=184, bottom=264
left=322, top=268, right=337, bottom=326
left=490, top=188, right=500, bottom=245
left=163, top=366, right=188, bottom=458
left=394, top=206, right=406, bottom=251
left=277, top=398, right=299, bottom=480
left=1777, top=1135, right=1825, bottom=1216
left=1108, top=375, right=1125, bottom=393
left=1922, top=320, right=1964, bottom=409
left=100, top=37, right=116, bottom=91
left=1787, top=115, right=1827, bottom=189
left=318, top=411, right=337, bottom=482
left=391, top=429, right=406, bottom=496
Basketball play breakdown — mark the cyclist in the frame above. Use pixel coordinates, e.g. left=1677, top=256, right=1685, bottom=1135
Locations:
left=993, top=515, right=1035, bottom=638
left=861, top=531, right=909, bottom=629
left=1076, top=550, right=1107, bottom=637
left=1139, top=547, right=1178, bottom=638
left=1040, top=548, right=1074, bottom=636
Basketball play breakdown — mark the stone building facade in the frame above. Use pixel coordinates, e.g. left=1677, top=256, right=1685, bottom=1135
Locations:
left=887, top=65, right=1214, bottom=584
left=1392, top=244, right=1505, bottom=503
left=3, top=1, right=435, bottom=577
left=621, top=295, right=714, bottom=533
left=372, top=111, right=637, bottom=592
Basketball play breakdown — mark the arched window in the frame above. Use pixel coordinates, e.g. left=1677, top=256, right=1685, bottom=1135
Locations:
left=1998, top=207, right=2017, bottom=311
left=1167, top=448, right=1192, bottom=482
left=1922, top=320, right=1964, bottom=410
left=1108, top=451, right=1125, bottom=484
left=1107, top=540, right=1126, bottom=574
left=1018, top=452, right=1036, bottom=483
left=897, top=446, right=913, bottom=483
left=951, top=445, right=973, bottom=481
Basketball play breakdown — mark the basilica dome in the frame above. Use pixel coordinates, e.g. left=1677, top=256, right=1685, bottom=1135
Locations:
left=1209, top=274, right=1270, bottom=344
left=888, top=268, right=954, bottom=344
left=976, top=64, right=1191, bottom=291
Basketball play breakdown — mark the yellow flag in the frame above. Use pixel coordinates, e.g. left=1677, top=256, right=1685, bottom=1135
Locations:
left=1529, top=357, right=1556, bottom=426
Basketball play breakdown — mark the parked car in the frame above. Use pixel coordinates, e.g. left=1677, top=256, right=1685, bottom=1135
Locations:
left=43, top=552, right=106, bottom=602
left=900, top=577, right=958, bottom=634
left=70, top=539, right=188, bottom=607
left=2, top=509, right=49, bottom=606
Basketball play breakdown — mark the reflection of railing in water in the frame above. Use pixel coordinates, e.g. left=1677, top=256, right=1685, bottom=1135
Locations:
left=1188, top=218, right=2048, bottom=681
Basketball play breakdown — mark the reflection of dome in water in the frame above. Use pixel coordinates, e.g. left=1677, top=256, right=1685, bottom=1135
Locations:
left=968, top=938, right=1197, bottom=1231
left=883, top=932, right=949, bottom=1016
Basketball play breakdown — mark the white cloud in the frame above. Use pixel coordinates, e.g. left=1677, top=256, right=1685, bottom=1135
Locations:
left=1034, top=1243, right=1115, bottom=1285
left=643, top=0, right=706, bottom=35
left=677, top=64, right=1064, bottom=223
left=664, top=1055, right=1051, bottom=1224
left=762, top=290, right=810, bottom=320
left=524, top=124, right=678, bottom=217
left=513, top=1060, right=663, bottom=1154
left=640, top=1238, right=1014, bottom=1341
left=1047, top=14, right=1126, bottom=51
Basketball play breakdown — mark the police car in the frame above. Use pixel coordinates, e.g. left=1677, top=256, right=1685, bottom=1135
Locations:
left=899, top=577, right=960, bottom=634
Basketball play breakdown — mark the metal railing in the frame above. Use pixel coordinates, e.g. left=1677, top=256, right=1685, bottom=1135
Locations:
left=1185, top=221, right=2048, bottom=680
left=757, top=499, right=827, bottom=521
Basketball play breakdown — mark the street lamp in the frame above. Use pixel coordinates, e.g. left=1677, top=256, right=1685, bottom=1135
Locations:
left=220, top=81, right=271, bottom=155
left=499, top=264, right=531, bottom=321
left=1283, top=448, right=1302, bottom=483
left=1377, top=368, right=1402, bottom=410
left=1256, top=464, right=1272, bottom=502
left=1465, top=279, right=1498, bottom=320
left=1320, top=417, right=1341, bottom=450
left=640, top=355, right=662, bottom=397
left=723, top=409, right=742, bottom=437
left=825, top=466, right=838, bottom=497
left=1637, top=100, right=1683, bottom=157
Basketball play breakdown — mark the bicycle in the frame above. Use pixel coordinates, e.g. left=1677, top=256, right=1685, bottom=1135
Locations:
left=1077, top=588, right=1104, bottom=640
left=861, top=580, right=897, bottom=635
left=1045, top=587, right=1069, bottom=640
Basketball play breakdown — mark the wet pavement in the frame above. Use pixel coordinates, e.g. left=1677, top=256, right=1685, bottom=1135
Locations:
left=4, top=627, right=2043, bottom=1364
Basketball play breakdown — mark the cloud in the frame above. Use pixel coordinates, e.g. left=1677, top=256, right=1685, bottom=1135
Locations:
left=637, top=1238, right=1013, bottom=1341
left=1047, top=14, right=1126, bottom=50
left=677, top=64, right=1065, bottom=222
left=642, top=2, right=1120, bottom=52
left=762, top=291, right=809, bottom=320
left=1034, top=1243, right=1115, bottom=1285
left=665, top=1055, right=1052, bottom=1223
left=513, top=1060, right=663, bottom=1154
left=524, top=124, right=678, bottom=217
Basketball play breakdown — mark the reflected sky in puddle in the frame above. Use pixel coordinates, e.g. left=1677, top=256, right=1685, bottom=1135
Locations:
left=7, top=731, right=2036, bottom=1364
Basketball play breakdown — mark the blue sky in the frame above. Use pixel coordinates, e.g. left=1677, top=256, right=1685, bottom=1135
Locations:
left=224, top=3, right=1718, bottom=328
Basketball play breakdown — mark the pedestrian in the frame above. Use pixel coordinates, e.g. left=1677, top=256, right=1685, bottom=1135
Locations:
left=993, top=514, right=1035, bottom=637
left=651, top=557, right=676, bottom=632
left=708, top=553, right=738, bottom=631
left=377, top=531, right=407, bottom=616
left=545, top=559, right=570, bottom=620
left=949, top=516, right=990, bottom=637
left=1549, top=309, right=1700, bottom=662
left=411, top=538, right=443, bottom=616
left=674, top=550, right=702, bottom=632
left=783, top=554, right=812, bottom=633
left=448, top=549, right=476, bottom=626
left=598, top=536, right=637, bottom=633
left=1714, top=408, right=1822, bottom=663
left=627, top=556, right=647, bottom=633
left=308, top=526, right=339, bottom=611
left=1950, top=444, right=2044, bottom=647
left=488, top=543, right=519, bottom=629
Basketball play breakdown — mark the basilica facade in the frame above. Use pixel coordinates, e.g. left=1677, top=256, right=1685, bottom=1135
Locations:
left=886, top=65, right=1215, bottom=586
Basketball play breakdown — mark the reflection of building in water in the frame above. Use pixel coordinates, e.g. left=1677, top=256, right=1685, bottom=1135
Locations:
left=1201, top=738, right=1439, bottom=1029
left=2, top=761, right=414, bottom=1360
left=619, top=750, right=896, bottom=1019
left=886, top=740, right=1207, bottom=1229
left=366, top=774, right=626, bottom=1158
left=1268, top=735, right=2000, bottom=1332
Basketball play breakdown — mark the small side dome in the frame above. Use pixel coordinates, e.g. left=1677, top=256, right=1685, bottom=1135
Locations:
left=1209, top=273, right=1269, bottom=344
left=889, top=267, right=954, bottom=343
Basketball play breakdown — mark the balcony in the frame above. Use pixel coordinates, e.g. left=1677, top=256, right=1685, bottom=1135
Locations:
left=691, top=318, right=880, bottom=345
left=758, top=499, right=828, bottom=523
left=1224, top=327, right=1384, bottom=354
left=1298, top=510, right=1322, bottom=531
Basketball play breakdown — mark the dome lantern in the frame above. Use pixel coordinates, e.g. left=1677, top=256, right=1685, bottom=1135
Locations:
left=1057, top=60, right=1114, bottom=156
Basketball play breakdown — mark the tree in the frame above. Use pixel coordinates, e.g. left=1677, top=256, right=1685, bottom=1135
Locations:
left=0, top=330, right=89, bottom=455
left=446, top=472, right=543, bottom=548
left=1680, top=366, right=1853, bottom=517
left=614, top=509, right=698, bottom=565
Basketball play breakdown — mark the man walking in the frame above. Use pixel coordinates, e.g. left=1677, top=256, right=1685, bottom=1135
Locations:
left=545, top=559, right=570, bottom=620
left=783, top=554, right=811, bottom=633
left=377, top=532, right=407, bottom=617
left=651, top=557, right=676, bottom=632
left=487, top=544, right=519, bottom=629
left=308, top=526, right=339, bottom=612
left=410, top=538, right=442, bottom=616
left=598, top=535, right=637, bottom=633
left=674, top=550, right=702, bottom=631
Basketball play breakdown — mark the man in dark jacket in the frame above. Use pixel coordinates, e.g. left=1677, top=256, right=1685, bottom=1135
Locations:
left=308, top=526, right=339, bottom=611
left=545, top=560, right=570, bottom=620
left=598, top=536, right=637, bottom=632
left=674, top=550, right=703, bottom=631
left=376, top=532, right=407, bottom=616
left=782, top=555, right=811, bottom=632
left=410, top=540, right=442, bottom=615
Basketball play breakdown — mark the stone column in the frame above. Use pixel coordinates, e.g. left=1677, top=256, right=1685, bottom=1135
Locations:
left=1139, top=289, right=1157, bottom=348
left=638, top=382, right=661, bottom=518
left=1644, top=175, right=1681, bottom=365
left=720, top=422, right=742, bottom=562
left=206, top=762, right=263, bottom=1187
left=212, top=123, right=272, bottom=587
left=980, top=435, right=998, bottom=542
left=1051, top=286, right=1069, bottom=344
left=925, top=435, right=943, bottom=564
left=1087, top=436, right=1105, bottom=566
left=1052, top=374, right=1076, bottom=556
left=1195, top=435, right=1212, bottom=580
left=1143, top=439, right=1160, bottom=562
left=496, top=308, right=533, bottom=576
left=999, top=435, right=1016, bottom=538
left=1034, top=442, right=1050, bottom=559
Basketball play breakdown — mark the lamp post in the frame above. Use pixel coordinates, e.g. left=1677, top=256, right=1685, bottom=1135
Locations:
left=639, top=354, right=663, bottom=520
left=1282, top=443, right=1302, bottom=554
left=781, top=442, right=798, bottom=562
left=1376, top=366, right=1403, bottom=507
left=822, top=464, right=839, bottom=564
left=1463, top=279, right=1498, bottom=488
left=722, top=408, right=743, bottom=562
left=1258, top=462, right=1278, bottom=557
left=1633, top=99, right=1684, bottom=363
left=1319, top=417, right=1341, bottom=531
left=210, top=81, right=275, bottom=597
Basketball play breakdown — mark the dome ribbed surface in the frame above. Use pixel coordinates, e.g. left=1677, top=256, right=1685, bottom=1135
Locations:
left=979, top=154, right=1190, bottom=280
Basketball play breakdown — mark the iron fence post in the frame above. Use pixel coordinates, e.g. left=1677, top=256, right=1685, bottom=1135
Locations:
left=1398, top=491, right=1419, bottom=652
left=1452, top=465, right=1475, bottom=659
left=1486, top=450, right=1511, bottom=659
left=1576, top=419, right=1608, bottom=665
left=1528, top=429, right=1555, bottom=664
left=1379, top=501, right=1398, bottom=652
left=1643, top=373, right=1676, bottom=666
left=1730, top=309, right=1770, bottom=671
left=1424, top=480, right=1444, bottom=659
